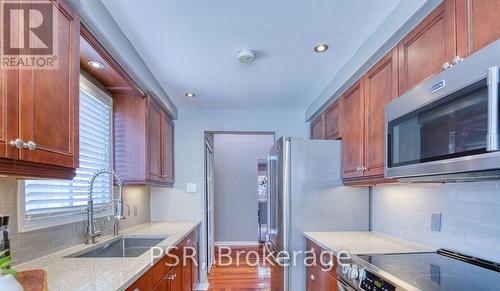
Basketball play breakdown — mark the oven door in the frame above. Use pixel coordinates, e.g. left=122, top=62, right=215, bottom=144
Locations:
left=385, top=65, right=500, bottom=180
left=337, top=278, right=357, bottom=291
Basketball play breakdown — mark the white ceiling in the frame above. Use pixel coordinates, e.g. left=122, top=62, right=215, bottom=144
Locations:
left=101, top=0, right=400, bottom=110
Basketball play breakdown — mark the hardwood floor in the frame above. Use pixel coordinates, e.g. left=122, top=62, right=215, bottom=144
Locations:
left=208, top=245, right=271, bottom=291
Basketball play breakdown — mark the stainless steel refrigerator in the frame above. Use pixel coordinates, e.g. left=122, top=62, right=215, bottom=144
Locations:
left=266, top=137, right=369, bottom=291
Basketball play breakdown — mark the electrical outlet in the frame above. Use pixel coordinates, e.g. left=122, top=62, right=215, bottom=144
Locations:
left=431, top=212, right=442, bottom=232
left=133, top=205, right=138, bottom=217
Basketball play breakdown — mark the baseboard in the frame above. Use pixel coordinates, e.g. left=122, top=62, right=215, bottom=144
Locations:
left=214, top=241, right=260, bottom=246
left=195, top=282, right=209, bottom=290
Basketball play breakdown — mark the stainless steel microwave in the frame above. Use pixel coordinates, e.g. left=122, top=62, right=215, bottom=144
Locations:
left=385, top=39, right=500, bottom=183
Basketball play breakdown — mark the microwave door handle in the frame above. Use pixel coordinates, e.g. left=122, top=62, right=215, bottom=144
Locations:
left=487, top=66, right=499, bottom=151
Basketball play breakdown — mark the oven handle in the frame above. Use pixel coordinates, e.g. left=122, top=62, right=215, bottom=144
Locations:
left=487, top=66, right=499, bottom=151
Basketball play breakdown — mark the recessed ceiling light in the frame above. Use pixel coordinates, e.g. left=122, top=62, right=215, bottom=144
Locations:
left=314, top=44, right=329, bottom=53
left=185, top=92, right=195, bottom=98
left=88, top=60, right=104, bottom=69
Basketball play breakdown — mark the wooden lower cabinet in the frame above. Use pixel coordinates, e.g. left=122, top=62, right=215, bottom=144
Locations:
left=153, top=263, right=182, bottom=291
left=126, top=228, right=199, bottom=291
left=307, top=263, right=339, bottom=291
left=306, top=239, right=339, bottom=291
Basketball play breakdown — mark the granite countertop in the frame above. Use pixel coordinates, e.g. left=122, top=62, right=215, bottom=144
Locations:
left=304, top=231, right=435, bottom=256
left=15, top=221, right=200, bottom=291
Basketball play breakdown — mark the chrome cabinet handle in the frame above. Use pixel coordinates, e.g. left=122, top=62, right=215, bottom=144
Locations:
left=9, top=139, right=24, bottom=149
left=24, top=141, right=36, bottom=151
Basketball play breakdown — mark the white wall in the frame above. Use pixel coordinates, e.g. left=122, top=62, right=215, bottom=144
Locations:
left=371, top=181, right=500, bottom=262
left=150, top=109, right=307, bottom=221
left=213, top=134, right=274, bottom=243
left=150, top=109, right=308, bottom=284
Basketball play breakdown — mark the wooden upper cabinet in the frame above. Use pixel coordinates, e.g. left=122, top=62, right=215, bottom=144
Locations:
left=147, top=97, right=164, bottom=182
left=310, top=115, right=325, bottom=140
left=324, top=99, right=341, bottom=140
left=455, top=0, right=500, bottom=57
left=114, top=94, right=174, bottom=187
left=0, top=0, right=79, bottom=179
left=341, top=80, right=365, bottom=179
left=398, top=1, right=456, bottom=94
left=363, top=49, right=398, bottom=178
left=19, top=0, right=79, bottom=169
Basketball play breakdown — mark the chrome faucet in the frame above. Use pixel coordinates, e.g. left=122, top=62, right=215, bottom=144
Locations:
left=86, top=169, right=125, bottom=244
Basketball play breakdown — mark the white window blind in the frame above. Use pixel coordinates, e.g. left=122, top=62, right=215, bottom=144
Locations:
left=21, top=79, right=113, bottom=228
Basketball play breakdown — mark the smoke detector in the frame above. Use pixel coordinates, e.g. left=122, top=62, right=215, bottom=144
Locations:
left=238, top=49, right=255, bottom=64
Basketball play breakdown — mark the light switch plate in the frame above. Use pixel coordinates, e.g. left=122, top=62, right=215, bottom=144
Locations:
left=431, top=212, right=442, bottom=232
left=187, top=183, right=197, bottom=193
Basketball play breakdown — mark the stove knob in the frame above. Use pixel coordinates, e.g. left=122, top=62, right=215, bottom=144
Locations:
left=348, top=266, right=359, bottom=280
left=341, top=264, right=351, bottom=274
left=359, top=268, right=366, bottom=281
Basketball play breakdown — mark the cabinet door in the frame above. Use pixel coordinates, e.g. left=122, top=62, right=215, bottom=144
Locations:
left=306, top=264, right=320, bottom=291
left=307, top=264, right=339, bottom=291
left=310, top=115, right=325, bottom=140
left=398, top=1, right=455, bottom=93
left=341, top=81, right=365, bottom=179
left=363, top=49, right=398, bottom=178
left=0, top=1, right=18, bottom=160
left=162, top=114, right=174, bottom=184
left=147, top=97, right=163, bottom=182
left=456, top=0, right=500, bottom=57
left=324, top=100, right=341, bottom=140
left=18, top=0, right=79, bottom=168
left=168, top=263, right=183, bottom=291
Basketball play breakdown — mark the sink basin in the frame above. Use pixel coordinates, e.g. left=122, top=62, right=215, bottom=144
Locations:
left=66, top=235, right=168, bottom=258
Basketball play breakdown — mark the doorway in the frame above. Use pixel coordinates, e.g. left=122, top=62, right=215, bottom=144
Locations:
left=203, top=132, right=274, bottom=275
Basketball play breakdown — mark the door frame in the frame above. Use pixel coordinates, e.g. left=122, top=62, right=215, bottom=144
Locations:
left=204, top=136, right=215, bottom=273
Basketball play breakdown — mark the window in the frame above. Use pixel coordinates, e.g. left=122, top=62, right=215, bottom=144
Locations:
left=19, top=76, right=113, bottom=231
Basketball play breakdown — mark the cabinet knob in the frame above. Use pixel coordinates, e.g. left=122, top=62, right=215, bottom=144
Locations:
left=442, top=62, right=452, bottom=70
left=356, top=165, right=365, bottom=172
left=310, top=274, right=315, bottom=281
left=133, top=288, right=140, bottom=291
left=24, top=141, right=37, bottom=151
left=9, top=139, right=24, bottom=149
left=168, top=273, right=177, bottom=280
left=452, top=55, right=463, bottom=65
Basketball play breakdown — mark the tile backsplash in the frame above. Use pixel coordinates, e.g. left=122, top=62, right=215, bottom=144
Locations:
left=0, top=177, right=151, bottom=264
left=371, top=181, right=500, bottom=262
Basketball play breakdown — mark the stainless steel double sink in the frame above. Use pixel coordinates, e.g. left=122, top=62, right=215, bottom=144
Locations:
left=66, top=235, right=168, bottom=258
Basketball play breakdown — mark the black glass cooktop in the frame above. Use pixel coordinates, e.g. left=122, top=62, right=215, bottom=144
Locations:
left=359, top=250, right=500, bottom=291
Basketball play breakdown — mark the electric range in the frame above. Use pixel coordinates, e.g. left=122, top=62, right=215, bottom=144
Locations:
left=336, top=249, right=500, bottom=291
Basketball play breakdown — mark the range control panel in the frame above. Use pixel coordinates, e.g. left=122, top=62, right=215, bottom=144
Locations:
left=360, top=270, right=396, bottom=291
